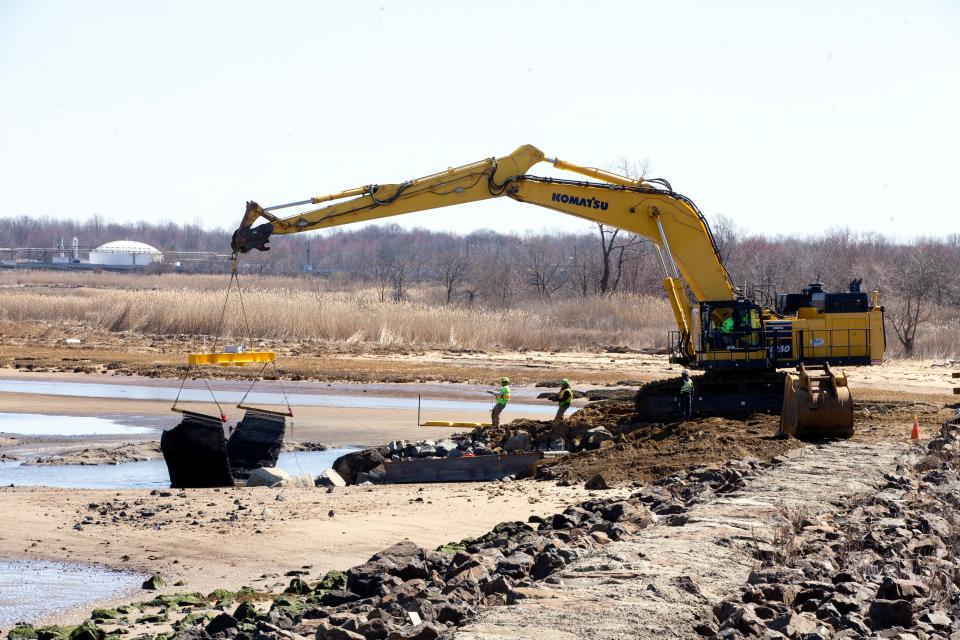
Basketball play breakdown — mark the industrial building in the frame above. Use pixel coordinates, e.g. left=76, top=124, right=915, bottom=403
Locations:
left=88, top=240, right=163, bottom=267
left=0, top=237, right=228, bottom=272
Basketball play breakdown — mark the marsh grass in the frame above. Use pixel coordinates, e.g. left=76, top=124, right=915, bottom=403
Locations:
left=1, top=270, right=954, bottom=357
left=0, top=273, right=674, bottom=351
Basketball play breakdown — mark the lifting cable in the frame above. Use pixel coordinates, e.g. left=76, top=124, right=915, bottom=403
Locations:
left=171, top=256, right=292, bottom=420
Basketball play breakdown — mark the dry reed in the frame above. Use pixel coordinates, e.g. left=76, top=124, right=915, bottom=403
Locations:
left=0, top=283, right=673, bottom=351
left=2, top=271, right=955, bottom=357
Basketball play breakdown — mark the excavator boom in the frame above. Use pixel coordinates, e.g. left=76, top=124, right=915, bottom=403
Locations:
left=232, top=145, right=736, bottom=360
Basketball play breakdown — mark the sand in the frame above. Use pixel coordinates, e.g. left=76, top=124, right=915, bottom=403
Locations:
left=0, top=479, right=613, bottom=628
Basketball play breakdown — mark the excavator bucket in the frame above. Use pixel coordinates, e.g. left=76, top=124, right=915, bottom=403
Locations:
left=780, top=363, right=854, bottom=439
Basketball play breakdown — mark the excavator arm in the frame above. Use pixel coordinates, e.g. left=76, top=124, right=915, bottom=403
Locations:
left=231, top=144, right=736, bottom=357
left=232, top=145, right=546, bottom=254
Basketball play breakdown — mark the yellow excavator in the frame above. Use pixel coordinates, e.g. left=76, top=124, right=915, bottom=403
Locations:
left=231, top=145, right=885, bottom=438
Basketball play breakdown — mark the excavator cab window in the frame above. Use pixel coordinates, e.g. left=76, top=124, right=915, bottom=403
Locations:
left=702, top=302, right=763, bottom=350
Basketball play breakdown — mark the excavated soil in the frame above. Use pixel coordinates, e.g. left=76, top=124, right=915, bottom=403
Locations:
left=537, top=408, right=800, bottom=485
left=491, top=393, right=957, bottom=486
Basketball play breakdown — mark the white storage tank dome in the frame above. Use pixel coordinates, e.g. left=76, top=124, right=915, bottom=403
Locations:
left=89, top=240, right=163, bottom=266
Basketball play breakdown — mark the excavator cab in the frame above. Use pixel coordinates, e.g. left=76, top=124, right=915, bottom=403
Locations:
left=696, top=301, right=768, bottom=369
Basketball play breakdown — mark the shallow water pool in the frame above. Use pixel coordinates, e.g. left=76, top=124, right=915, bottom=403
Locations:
left=0, top=559, right=143, bottom=627
left=0, top=449, right=356, bottom=489
left=0, top=413, right=156, bottom=437
left=0, top=379, right=557, bottom=415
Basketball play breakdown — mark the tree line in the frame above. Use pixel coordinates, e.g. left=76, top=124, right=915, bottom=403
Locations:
left=1, top=214, right=958, bottom=356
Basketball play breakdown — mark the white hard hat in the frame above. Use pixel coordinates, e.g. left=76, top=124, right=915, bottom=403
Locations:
left=681, top=369, right=690, bottom=377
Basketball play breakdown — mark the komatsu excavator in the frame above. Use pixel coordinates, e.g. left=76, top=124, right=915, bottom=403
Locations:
left=231, top=145, right=885, bottom=438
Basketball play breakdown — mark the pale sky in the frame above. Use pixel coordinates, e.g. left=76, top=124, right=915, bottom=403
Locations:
left=1, top=1, right=957, bottom=241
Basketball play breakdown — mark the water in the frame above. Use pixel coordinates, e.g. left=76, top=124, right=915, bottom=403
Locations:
left=0, top=379, right=556, bottom=415
left=0, top=560, right=143, bottom=627
left=0, top=449, right=355, bottom=489
left=0, top=413, right=155, bottom=437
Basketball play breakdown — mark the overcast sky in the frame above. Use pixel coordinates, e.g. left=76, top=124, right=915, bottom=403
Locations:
left=1, top=1, right=957, bottom=242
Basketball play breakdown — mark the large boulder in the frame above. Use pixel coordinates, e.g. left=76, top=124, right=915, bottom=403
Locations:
left=141, top=574, right=165, bottom=590
left=495, top=552, right=535, bottom=578
left=876, top=576, right=927, bottom=600
left=584, top=474, right=610, bottom=490
left=333, top=448, right=388, bottom=484
left=768, top=612, right=819, bottom=638
left=598, top=501, right=653, bottom=527
left=584, top=427, right=613, bottom=447
left=502, top=432, right=532, bottom=453
left=370, top=540, right=430, bottom=580
left=204, top=613, right=238, bottom=635
left=319, top=589, right=361, bottom=606
left=315, top=621, right=366, bottom=640
left=246, top=466, right=290, bottom=487
left=347, top=540, right=430, bottom=596
left=316, top=469, right=347, bottom=487
left=434, top=440, right=459, bottom=456
left=278, top=473, right=314, bottom=488
left=68, top=621, right=106, bottom=640
left=868, top=599, right=913, bottom=629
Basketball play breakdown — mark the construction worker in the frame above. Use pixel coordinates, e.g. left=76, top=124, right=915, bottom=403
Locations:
left=677, top=369, right=693, bottom=422
left=719, top=311, right=735, bottom=347
left=487, top=377, right=511, bottom=428
left=553, top=379, right=574, bottom=425
left=721, top=313, right=735, bottom=333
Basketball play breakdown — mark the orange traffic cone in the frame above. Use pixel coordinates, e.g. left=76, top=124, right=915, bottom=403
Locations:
left=911, top=416, right=920, bottom=440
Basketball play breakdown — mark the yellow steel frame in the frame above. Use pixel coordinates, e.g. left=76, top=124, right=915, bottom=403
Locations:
left=188, top=351, right=276, bottom=367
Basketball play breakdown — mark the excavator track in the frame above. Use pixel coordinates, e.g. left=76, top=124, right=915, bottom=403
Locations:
left=634, top=371, right=787, bottom=422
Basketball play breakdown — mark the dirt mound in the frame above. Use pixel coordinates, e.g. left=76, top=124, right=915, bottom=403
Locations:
left=499, top=393, right=958, bottom=486
left=538, top=407, right=801, bottom=484
left=486, top=400, right=637, bottom=446
left=477, top=401, right=801, bottom=485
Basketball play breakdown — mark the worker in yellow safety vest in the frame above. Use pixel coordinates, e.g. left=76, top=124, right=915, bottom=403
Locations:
left=553, top=379, right=574, bottom=425
left=487, top=377, right=511, bottom=428
left=677, top=369, right=694, bottom=422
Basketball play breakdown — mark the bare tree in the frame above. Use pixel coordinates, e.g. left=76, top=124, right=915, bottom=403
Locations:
left=596, top=225, right=645, bottom=294
left=372, top=262, right=391, bottom=302
left=390, top=253, right=409, bottom=302
left=595, top=157, right=651, bottom=294
left=710, top=214, right=739, bottom=265
left=522, top=238, right=569, bottom=298
left=888, top=243, right=940, bottom=356
left=434, top=249, right=468, bottom=304
left=568, top=239, right=596, bottom=297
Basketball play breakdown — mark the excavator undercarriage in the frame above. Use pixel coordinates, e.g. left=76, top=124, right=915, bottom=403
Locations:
left=635, top=364, right=855, bottom=439
left=634, top=371, right=787, bottom=422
